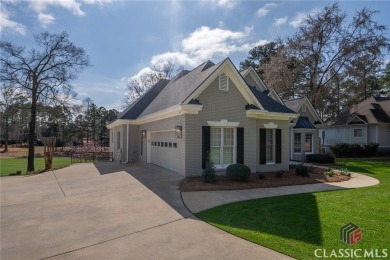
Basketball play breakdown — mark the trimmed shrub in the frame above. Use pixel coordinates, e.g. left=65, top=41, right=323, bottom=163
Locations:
left=330, top=143, right=379, bottom=157
left=340, top=168, right=351, bottom=177
left=202, top=153, right=217, bottom=183
left=362, top=143, right=379, bottom=156
left=325, top=170, right=335, bottom=177
left=295, top=164, right=310, bottom=177
left=226, top=164, right=251, bottom=182
left=306, top=153, right=335, bottom=163
left=275, top=171, right=284, bottom=178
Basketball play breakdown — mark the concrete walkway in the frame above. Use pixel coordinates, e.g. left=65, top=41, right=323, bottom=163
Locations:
left=182, top=172, right=380, bottom=213
left=1, top=162, right=291, bottom=260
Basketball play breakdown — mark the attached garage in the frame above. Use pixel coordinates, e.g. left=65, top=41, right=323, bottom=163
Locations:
left=150, top=131, right=179, bottom=172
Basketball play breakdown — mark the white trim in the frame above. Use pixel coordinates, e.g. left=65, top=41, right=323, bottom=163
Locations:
left=107, top=104, right=203, bottom=128
left=107, top=119, right=130, bottom=129
left=246, top=109, right=298, bottom=120
left=146, top=131, right=151, bottom=163
left=207, top=119, right=240, bottom=127
left=291, top=97, right=323, bottom=125
left=347, top=115, right=367, bottom=125
left=267, top=89, right=285, bottom=105
left=183, top=59, right=265, bottom=110
left=210, top=127, right=237, bottom=168
left=241, top=67, right=268, bottom=91
left=264, top=122, right=278, bottom=129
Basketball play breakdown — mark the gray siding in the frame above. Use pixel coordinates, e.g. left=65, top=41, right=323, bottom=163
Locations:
left=378, top=124, right=390, bottom=149
left=256, top=120, right=290, bottom=172
left=185, top=77, right=290, bottom=176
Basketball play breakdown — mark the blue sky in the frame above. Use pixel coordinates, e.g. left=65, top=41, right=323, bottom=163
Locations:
left=1, top=0, right=390, bottom=111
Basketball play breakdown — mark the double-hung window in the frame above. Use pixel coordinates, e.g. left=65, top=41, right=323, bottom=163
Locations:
left=294, top=133, right=301, bottom=153
left=305, top=133, right=313, bottom=153
left=210, top=127, right=235, bottom=168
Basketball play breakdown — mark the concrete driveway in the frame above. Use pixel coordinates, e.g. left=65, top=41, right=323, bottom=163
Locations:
left=1, top=162, right=291, bottom=260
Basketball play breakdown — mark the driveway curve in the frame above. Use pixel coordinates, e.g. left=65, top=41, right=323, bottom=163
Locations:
left=1, top=162, right=291, bottom=260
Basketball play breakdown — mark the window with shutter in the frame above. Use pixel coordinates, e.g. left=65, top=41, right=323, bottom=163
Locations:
left=219, top=73, right=229, bottom=91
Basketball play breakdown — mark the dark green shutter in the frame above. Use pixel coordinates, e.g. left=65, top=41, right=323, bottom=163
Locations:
left=276, top=129, right=282, bottom=163
left=202, top=126, right=211, bottom=169
left=259, top=128, right=266, bottom=164
left=237, top=127, right=244, bottom=164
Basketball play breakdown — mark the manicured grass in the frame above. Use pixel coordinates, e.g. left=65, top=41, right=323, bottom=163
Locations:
left=0, top=157, right=71, bottom=176
left=196, top=158, right=390, bottom=259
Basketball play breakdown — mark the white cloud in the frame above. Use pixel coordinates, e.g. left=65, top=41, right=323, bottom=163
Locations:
left=215, top=0, right=236, bottom=9
left=38, top=12, right=55, bottom=27
left=273, top=16, right=288, bottom=26
left=149, top=26, right=267, bottom=68
left=289, top=8, right=321, bottom=28
left=2, top=0, right=112, bottom=30
left=256, top=3, right=277, bottom=17
left=0, top=7, right=26, bottom=36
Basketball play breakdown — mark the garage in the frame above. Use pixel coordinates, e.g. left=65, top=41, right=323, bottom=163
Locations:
left=150, top=131, right=179, bottom=172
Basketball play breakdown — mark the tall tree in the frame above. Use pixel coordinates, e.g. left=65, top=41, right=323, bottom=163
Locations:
left=285, top=3, right=389, bottom=112
left=122, top=61, right=183, bottom=108
left=0, top=86, right=27, bottom=152
left=239, top=42, right=280, bottom=79
left=0, top=31, right=89, bottom=171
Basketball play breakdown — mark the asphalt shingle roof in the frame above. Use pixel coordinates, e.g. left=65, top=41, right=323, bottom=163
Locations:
left=138, top=60, right=224, bottom=117
left=248, top=86, right=296, bottom=114
left=330, top=97, right=390, bottom=126
left=284, top=98, right=305, bottom=112
left=119, top=79, right=170, bottom=120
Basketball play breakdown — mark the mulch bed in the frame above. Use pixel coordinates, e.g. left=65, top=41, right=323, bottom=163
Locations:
left=179, top=167, right=350, bottom=192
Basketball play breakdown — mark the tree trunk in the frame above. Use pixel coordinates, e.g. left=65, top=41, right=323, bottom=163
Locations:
left=27, top=85, right=38, bottom=172
left=3, top=115, right=9, bottom=152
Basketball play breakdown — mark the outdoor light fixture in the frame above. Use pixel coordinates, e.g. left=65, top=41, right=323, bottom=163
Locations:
left=142, top=130, right=146, bottom=138
left=175, top=125, right=182, bottom=138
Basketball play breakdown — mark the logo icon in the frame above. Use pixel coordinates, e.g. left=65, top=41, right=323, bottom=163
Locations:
left=340, top=223, right=362, bottom=245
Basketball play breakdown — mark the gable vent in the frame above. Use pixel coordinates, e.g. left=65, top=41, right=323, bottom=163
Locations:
left=219, top=73, right=229, bottom=91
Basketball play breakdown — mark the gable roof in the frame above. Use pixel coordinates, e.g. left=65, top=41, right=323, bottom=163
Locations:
left=248, top=86, right=295, bottom=114
left=330, top=97, right=390, bottom=126
left=113, top=58, right=298, bottom=126
left=284, top=97, right=305, bottom=112
left=118, top=79, right=170, bottom=120
left=138, top=60, right=224, bottom=118
left=284, top=96, right=323, bottom=125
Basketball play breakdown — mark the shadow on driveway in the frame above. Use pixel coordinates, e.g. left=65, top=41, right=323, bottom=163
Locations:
left=94, top=162, right=192, bottom=218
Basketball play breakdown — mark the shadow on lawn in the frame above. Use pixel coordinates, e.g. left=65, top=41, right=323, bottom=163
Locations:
left=198, top=192, right=323, bottom=246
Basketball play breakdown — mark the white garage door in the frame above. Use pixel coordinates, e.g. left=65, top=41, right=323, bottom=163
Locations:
left=150, top=131, right=179, bottom=172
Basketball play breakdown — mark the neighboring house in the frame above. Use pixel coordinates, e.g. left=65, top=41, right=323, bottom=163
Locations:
left=284, top=97, right=323, bottom=161
left=107, top=58, right=298, bottom=177
left=322, top=96, right=390, bottom=152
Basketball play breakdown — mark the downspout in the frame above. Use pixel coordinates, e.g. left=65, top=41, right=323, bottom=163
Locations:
left=123, top=124, right=130, bottom=164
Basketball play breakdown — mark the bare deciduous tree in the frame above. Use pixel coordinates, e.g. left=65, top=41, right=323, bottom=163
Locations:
left=0, top=31, right=89, bottom=171
left=122, top=61, right=183, bottom=108
left=0, top=86, right=27, bottom=152
left=286, top=3, right=389, bottom=111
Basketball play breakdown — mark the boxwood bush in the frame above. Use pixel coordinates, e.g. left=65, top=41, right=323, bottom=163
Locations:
left=226, top=164, right=251, bottom=182
left=306, top=153, right=335, bottom=163
left=295, top=164, right=310, bottom=177
left=330, top=143, right=379, bottom=157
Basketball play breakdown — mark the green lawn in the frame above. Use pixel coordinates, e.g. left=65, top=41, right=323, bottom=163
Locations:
left=196, top=158, right=390, bottom=259
left=0, top=157, right=71, bottom=176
